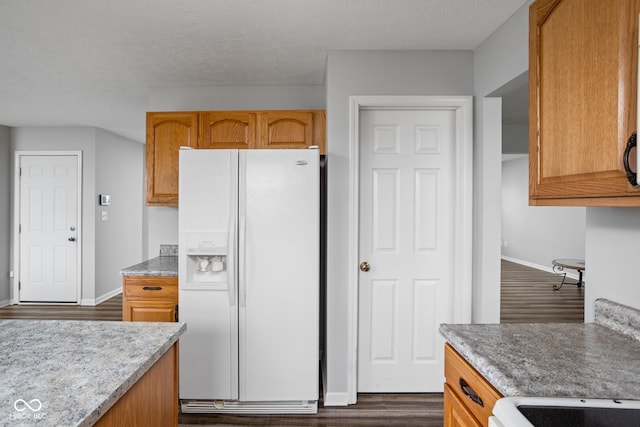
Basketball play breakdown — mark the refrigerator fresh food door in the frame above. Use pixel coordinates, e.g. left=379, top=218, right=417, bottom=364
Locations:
left=179, top=149, right=239, bottom=400
left=238, top=149, right=320, bottom=401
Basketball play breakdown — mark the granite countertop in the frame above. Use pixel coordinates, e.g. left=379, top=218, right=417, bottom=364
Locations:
left=120, top=256, right=178, bottom=277
left=120, top=244, right=178, bottom=277
left=440, top=299, right=640, bottom=400
left=0, top=320, right=185, bottom=426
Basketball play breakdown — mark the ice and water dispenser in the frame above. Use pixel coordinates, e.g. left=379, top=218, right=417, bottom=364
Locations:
left=184, top=232, right=229, bottom=289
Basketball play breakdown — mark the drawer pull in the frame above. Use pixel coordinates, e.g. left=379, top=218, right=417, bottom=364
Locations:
left=459, top=377, right=484, bottom=407
left=623, top=132, right=637, bottom=186
left=142, top=286, right=163, bottom=291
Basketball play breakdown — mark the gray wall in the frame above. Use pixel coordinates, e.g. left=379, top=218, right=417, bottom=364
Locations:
left=0, top=126, right=10, bottom=305
left=503, top=124, right=528, bottom=154
left=502, top=156, right=585, bottom=268
left=473, top=0, right=533, bottom=323
left=145, top=84, right=325, bottom=257
left=325, top=50, right=474, bottom=404
left=12, top=127, right=98, bottom=302
left=11, top=126, right=142, bottom=304
left=586, top=208, right=640, bottom=319
left=95, top=129, right=144, bottom=300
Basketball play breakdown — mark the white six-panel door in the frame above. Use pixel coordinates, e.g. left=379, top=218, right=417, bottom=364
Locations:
left=18, top=154, right=79, bottom=303
left=357, top=109, right=455, bottom=392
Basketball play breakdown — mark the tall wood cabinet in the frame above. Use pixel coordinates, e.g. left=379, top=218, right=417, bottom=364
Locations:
left=146, top=110, right=325, bottom=206
left=146, top=112, right=198, bottom=206
left=529, top=0, right=640, bottom=206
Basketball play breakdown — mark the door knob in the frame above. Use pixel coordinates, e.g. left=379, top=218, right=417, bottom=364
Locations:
left=359, top=261, right=370, bottom=272
left=68, top=237, right=76, bottom=242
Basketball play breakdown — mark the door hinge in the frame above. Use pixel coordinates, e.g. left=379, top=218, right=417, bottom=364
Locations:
left=18, top=224, right=21, bottom=233
left=19, top=167, right=22, bottom=177
left=174, top=304, right=179, bottom=322
left=18, top=281, right=21, bottom=290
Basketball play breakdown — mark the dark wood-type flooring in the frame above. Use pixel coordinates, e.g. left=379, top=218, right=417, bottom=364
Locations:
left=500, top=259, right=584, bottom=323
left=0, top=259, right=583, bottom=426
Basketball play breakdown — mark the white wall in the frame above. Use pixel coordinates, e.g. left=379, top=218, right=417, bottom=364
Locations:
left=502, top=156, right=585, bottom=268
left=145, top=84, right=325, bottom=256
left=0, top=126, right=10, bottom=306
left=11, top=126, right=142, bottom=304
left=473, top=0, right=533, bottom=323
left=95, top=129, right=144, bottom=302
left=585, top=209, right=640, bottom=320
left=325, top=50, right=474, bottom=404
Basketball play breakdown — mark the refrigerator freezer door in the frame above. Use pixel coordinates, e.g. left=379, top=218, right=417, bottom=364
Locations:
left=238, top=149, right=320, bottom=402
left=179, top=149, right=239, bottom=400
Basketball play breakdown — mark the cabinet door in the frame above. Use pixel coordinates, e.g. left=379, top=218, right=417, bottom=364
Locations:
left=529, top=0, right=640, bottom=206
left=146, top=112, right=198, bottom=206
left=199, top=111, right=257, bottom=149
left=125, top=301, right=177, bottom=322
left=258, top=111, right=315, bottom=150
left=444, top=384, right=482, bottom=427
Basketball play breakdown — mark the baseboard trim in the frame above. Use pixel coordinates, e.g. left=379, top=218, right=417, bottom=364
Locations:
left=321, top=362, right=350, bottom=406
left=501, top=256, right=579, bottom=280
left=323, top=391, right=350, bottom=407
left=81, top=288, right=123, bottom=306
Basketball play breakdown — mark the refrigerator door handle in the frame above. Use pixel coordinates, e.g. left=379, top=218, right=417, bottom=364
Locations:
left=227, top=215, right=236, bottom=306
left=239, top=214, right=247, bottom=308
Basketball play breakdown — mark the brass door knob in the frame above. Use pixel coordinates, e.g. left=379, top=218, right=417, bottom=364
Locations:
left=359, top=261, right=370, bottom=272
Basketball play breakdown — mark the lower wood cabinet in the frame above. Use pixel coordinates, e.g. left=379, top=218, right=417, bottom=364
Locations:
left=95, top=343, right=178, bottom=426
left=444, top=343, right=502, bottom=427
left=122, top=275, right=178, bottom=322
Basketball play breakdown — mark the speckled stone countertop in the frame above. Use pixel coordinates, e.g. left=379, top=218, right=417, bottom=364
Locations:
left=0, top=320, right=185, bottom=426
left=120, top=245, right=178, bottom=276
left=439, top=299, right=640, bottom=400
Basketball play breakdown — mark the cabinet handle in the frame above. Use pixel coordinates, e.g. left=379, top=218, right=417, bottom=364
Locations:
left=142, top=286, right=162, bottom=291
left=623, top=132, right=638, bottom=186
left=459, top=377, right=484, bottom=407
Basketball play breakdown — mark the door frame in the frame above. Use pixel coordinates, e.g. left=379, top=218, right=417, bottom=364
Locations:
left=347, top=96, right=473, bottom=403
left=12, top=151, right=83, bottom=304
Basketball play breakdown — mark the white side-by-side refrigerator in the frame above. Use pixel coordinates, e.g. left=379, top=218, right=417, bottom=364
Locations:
left=178, top=148, right=319, bottom=414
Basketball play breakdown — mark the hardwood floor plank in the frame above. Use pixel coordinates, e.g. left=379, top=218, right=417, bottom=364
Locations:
left=500, top=259, right=584, bottom=323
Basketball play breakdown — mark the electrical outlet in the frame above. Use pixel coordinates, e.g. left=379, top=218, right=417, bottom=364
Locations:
left=101, top=211, right=108, bottom=221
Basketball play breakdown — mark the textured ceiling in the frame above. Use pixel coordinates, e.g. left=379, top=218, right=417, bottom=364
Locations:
left=0, top=0, right=529, bottom=142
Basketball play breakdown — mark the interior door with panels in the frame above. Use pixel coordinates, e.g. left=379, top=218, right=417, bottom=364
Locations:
left=18, top=154, right=80, bottom=303
left=358, top=108, right=455, bottom=392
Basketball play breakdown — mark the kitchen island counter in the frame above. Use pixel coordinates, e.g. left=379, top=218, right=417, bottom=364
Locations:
left=0, top=319, right=185, bottom=426
left=440, top=299, right=640, bottom=400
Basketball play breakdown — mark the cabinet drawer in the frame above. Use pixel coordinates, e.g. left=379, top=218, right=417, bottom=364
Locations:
left=445, top=344, right=501, bottom=427
left=124, top=276, right=177, bottom=299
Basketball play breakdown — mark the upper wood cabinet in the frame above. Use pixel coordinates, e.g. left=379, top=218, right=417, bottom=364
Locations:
left=146, top=112, right=198, bottom=206
left=529, top=0, right=640, bottom=206
left=259, top=111, right=318, bottom=149
left=199, top=111, right=257, bottom=149
left=146, top=110, right=325, bottom=206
